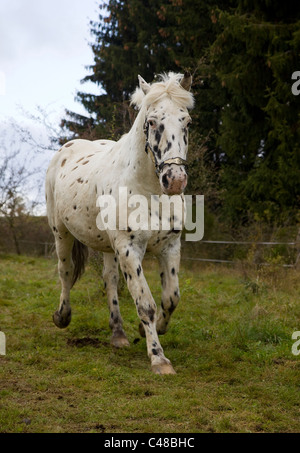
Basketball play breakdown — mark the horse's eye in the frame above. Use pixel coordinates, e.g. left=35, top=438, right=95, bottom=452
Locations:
left=148, top=119, right=156, bottom=128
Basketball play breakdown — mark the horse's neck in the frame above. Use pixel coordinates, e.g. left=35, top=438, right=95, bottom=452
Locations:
left=123, top=108, right=161, bottom=195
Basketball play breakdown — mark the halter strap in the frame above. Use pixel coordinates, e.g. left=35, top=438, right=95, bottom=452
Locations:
left=144, top=122, right=188, bottom=177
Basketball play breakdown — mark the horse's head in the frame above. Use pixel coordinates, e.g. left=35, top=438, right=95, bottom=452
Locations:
left=132, top=72, right=194, bottom=195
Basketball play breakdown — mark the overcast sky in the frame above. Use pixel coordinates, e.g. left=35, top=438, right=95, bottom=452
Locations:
left=0, top=0, right=100, bottom=121
left=0, top=0, right=103, bottom=212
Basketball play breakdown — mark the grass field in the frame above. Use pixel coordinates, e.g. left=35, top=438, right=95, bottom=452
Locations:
left=0, top=253, right=299, bottom=433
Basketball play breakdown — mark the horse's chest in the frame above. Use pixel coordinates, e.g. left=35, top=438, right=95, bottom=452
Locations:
left=146, top=229, right=181, bottom=253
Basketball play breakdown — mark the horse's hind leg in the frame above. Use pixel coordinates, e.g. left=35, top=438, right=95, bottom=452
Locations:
left=53, top=232, right=75, bottom=329
left=103, top=253, right=129, bottom=348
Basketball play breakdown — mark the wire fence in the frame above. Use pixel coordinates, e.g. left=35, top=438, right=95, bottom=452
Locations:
left=17, top=240, right=55, bottom=257
left=10, top=238, right=300, bottom=269
left=181, top=239, right=300, bottom=268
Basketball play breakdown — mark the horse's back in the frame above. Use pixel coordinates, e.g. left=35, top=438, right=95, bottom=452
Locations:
left=50, top=138, right=115, bottom=165
left=46, top=139, right=116, bottom=185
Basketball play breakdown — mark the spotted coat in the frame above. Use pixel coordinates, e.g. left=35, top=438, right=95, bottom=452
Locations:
left=46, top=72, right=194, bottom=374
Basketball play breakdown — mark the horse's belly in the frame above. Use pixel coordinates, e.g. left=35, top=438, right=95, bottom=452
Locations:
left=54, top=175, right=113, bottom=253
left=72, top=227, right=112, bottom=252
left=61, top=211, right=113, bottom=252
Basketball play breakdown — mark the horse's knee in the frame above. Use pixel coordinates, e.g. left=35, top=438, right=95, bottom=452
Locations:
left=156, top=291, right=180, bottom=335
left=137, top=301, right=157, bottom=324
left=163, top=292, right=180, bottom=314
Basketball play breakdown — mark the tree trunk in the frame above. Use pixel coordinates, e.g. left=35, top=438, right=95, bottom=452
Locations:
left=8, top=216, right=21, bottom=255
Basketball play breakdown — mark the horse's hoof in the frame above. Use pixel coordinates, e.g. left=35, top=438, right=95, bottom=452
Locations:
left=110, top=332, right=130, bottom=348
left=53, top=310, right=71, bottom=329
left=157, top=327, right=168, bottom=336
left=138, top=322, right=146, bottom=338
left=151, top=361, right=176, bottom=375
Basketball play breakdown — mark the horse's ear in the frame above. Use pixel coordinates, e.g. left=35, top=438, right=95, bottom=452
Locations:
left=180, top=72, right=192, bottom=91
left=138, top=75, right=151, bottom=95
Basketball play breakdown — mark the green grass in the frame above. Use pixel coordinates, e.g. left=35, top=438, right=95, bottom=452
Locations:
left=0, top=253, right=299, bottom=433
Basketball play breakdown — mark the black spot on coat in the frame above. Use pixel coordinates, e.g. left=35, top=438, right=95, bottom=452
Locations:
left=155, top=131, right=161, bottom=143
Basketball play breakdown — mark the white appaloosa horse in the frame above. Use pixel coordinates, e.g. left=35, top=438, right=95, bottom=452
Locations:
left=46, top=72, right=194, bottom=374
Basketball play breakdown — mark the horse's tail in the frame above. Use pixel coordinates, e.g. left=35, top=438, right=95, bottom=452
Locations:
left=71, top=239, right=89, bottom=288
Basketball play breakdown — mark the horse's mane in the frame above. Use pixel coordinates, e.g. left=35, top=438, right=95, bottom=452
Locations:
left=131, top=72, right=194, bottom=111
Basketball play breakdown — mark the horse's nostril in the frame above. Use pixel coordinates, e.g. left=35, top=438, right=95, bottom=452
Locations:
left=162, top=173, right=169, bottom=189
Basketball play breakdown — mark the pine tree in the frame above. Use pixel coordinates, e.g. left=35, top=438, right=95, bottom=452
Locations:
left=210, top=0, right=300, bottom=224
left=62, top=0, right=177, bottom=139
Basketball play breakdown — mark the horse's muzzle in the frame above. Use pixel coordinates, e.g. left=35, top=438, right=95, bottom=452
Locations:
left=160, top=165, right=188, bottom=195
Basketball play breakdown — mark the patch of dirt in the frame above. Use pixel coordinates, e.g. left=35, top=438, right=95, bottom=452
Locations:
left=94, top=423, right=106, bottom=432
left=67, top=337, right=109, bottom=348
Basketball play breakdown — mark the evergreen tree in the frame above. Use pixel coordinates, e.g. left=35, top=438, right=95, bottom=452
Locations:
left=210, top=0, right=300, bottom=224
left=62, top=0, right=178, bottom=139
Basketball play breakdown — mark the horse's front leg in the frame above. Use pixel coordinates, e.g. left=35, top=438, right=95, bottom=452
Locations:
left=156, top=241, right=181, bottom=335
left=117, top=242, right=176, bottom=375
left=103, top=252, right=129, bottom=348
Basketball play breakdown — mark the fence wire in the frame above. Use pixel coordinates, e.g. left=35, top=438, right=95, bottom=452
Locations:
left=11, top=239, right=300, bottom=268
